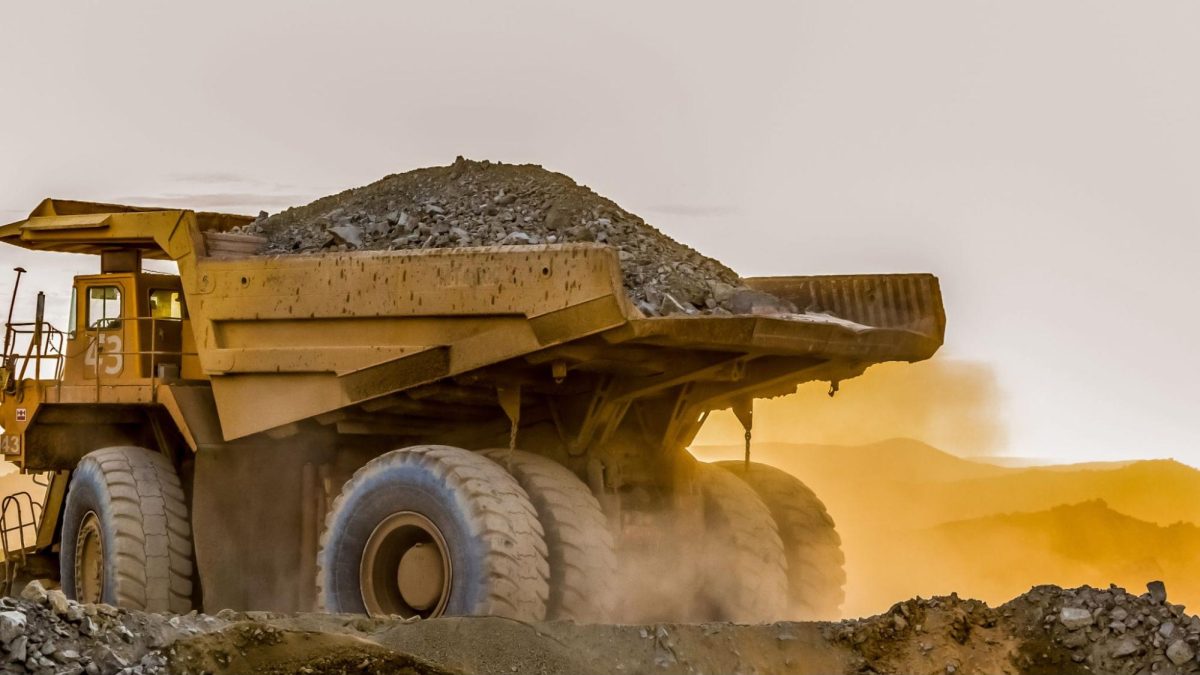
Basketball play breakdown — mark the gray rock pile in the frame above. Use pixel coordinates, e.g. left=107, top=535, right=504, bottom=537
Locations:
left=829, top=581, right=1200, bottom=675
left=1010, top=582, right=1200, bottom=675
left=249, top=157, right=793, bottom=317
left=0, top=581, right=223, bottom=675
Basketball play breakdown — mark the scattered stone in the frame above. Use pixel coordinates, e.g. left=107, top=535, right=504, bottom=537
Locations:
left=1112, top=636, right=1139, bottom=657
left=46, top=589, right=70, bottom=617
left=0, top=609, right=26, bottom=642
left=1148, top=581, right=1168, bottom=605
left=328, top=225, right=364, bottom=248
left=1166, top=639, right=1195, bottom=666
left=19, top=581, right=47, bottom=605
left=0, top=583, right=228, bottom=675
left=1060, top=607, right=1094, bottom=630
left=7, top=634, right=27, bottom=661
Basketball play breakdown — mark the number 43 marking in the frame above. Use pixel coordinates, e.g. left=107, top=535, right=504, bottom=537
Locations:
left=84, top=334, right=124, bottom=376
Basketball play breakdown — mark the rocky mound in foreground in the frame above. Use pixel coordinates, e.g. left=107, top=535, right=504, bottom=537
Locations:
left=3, top=580, right=1197, bottom=674
left=251, top=157, right=788, bottom=317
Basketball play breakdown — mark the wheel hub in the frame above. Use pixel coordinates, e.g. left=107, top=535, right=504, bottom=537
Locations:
left=360, top=512, right=451, bottom=618
left=74, top=511, right=104, bottom=604
left=397, top=543, right=444, bottom=610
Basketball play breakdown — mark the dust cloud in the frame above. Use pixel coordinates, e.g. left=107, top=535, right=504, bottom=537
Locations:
left=693, top=359, right=1007, bottom=457
left=691, top=358, right=1199, bottom=618
left=3, top=355, right=1193, bottom=623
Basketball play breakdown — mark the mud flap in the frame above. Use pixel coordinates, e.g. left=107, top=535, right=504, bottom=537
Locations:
left=192, top=441, right=333, bottom=612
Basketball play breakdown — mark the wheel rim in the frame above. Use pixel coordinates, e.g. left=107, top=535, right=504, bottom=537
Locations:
left=360, top=511, right=452, bottom=618
left=74, top=511, right=105, bottom=604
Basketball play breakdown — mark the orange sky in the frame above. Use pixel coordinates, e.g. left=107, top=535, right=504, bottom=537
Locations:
left=1, top=2, right=1198, bottom=466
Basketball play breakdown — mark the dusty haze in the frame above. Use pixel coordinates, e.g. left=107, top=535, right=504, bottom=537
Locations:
left=1, top=1, right=1198, bottom=464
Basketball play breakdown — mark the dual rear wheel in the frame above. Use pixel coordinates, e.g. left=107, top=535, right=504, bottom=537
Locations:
left=318, top=448, right=843, bottom=622
left=716, top=461, right=846, bottom=619
left=58, top=446, right=843, bottom=623
left=317, top=445, right=618, bottom=622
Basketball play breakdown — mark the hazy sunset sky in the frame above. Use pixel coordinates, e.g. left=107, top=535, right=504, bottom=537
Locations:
left=1, top=2, right=1197, bottom=465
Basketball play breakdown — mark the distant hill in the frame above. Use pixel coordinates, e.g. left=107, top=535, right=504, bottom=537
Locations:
left=692, top=439, right=1200, bottom=617
left=965, top=456, right=1140, bottom=470
left=919, top=459, right=1200, bottom=528
left=900, top=500, right=1200, bottom=610
left=692, top=438, right=1011, bottom=484
left=692, top=440, right=1200, bottom=528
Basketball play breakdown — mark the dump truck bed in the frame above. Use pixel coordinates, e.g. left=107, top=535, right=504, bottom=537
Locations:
left=185, top=246, right=942, bottom=439
left=0, top=200, right=945, bottom=443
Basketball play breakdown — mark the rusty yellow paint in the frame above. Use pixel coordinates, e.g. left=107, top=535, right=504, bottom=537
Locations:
left=0, top=198, right=944, bottom=448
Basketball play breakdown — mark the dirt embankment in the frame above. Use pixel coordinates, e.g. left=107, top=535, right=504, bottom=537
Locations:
left=3, top=580, right=1198, bottom=675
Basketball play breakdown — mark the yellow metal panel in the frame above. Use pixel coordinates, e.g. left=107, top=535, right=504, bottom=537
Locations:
left=0, top=198, right=946, bottom=449
left=205, top=346, right=423, bottom=375
left=211, top=373, right=350, bottom=439
left=22, top=214, right=110, bottom=231
left=35, top=471, right=67, bottom=549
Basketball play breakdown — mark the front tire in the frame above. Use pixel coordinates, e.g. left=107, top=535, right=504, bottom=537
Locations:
left=317, top=445, right=549, bottom=619
left=60, top=446, right=194, bottom=613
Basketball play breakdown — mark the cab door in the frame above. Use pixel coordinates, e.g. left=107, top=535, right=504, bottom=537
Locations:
left=140, top=279, right=185, bottom=377
left=79, top=279, right=131, bottom=381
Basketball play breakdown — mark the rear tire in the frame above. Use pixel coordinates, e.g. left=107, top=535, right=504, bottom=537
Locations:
left=717, top=460, right=846, bottom=619
left=696, top=462, right=788, bottom=622
left=60, top=446, right=194, bottom=613
left=481, top=449, right=617, bottom=622
left=317, top=445, right=549, bottom=620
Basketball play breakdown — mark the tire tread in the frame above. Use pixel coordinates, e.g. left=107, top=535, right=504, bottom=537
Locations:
left=63, top=446, right=193, bottom=613
left=317, top=444, right=549, bottom=620
left=716, top=460, right=846, bottom=619
left=480, top=449, right=617, bottom=622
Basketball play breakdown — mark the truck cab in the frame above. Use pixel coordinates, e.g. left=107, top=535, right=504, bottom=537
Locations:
left=61, top=266, right=189, bottom=384
left=5, top=249, right=195, bottom=393
left=0, top=252, right=199, bottom=475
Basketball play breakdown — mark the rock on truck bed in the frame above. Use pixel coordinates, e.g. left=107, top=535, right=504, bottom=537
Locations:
left=251, top=157, right=793, bottom=317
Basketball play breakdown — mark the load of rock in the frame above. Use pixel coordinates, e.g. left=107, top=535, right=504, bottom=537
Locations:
left=249, top=157, right=795, bottom=317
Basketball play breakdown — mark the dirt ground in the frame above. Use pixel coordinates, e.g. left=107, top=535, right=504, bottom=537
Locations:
left=4, top=579, right=1199, bottom=674
left=156, top=583, right=1198, bottom=675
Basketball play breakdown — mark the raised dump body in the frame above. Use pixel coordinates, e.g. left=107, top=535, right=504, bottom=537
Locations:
left=0, top=198, right=943, bottom=623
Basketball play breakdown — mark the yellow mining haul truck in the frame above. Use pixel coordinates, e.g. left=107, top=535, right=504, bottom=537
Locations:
left=0, top=198, right=943, bottom=622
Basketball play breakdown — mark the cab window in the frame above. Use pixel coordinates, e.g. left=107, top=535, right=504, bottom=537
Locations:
left=68, top=287, right=78, bottom=339
left=149, top=289, right=185, bottom=319
left=87, top=286, right=123, bottom=330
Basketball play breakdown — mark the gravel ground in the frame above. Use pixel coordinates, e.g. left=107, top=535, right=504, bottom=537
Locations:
left=3, top=580, right=1196, bottom=674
